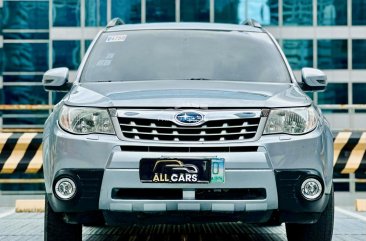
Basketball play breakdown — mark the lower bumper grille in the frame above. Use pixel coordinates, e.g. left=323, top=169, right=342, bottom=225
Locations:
left=111, top=188, right=266, bottom=200
left=120, top=145, right=258, bottom=152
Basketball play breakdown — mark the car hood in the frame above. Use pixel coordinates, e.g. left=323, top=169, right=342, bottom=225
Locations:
left=65, top=80, right=311, bottom=108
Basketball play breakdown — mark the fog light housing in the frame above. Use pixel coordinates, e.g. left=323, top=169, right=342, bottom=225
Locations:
left=54, top=177, right=77, bottom=200
left=301, top=178, right=323, bottom=201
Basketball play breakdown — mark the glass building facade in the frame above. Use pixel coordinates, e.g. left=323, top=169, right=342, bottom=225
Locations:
left=0, top=0, right=366, bottom=130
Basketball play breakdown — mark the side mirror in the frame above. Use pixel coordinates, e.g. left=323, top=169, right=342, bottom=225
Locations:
left=42, top=67, right=72, bottom=92
left=299, top=68, right=327, bottom=92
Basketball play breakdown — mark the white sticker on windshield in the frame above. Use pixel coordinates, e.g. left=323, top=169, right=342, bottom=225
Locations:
left=96, top=59, right=112, bottom=66
left=106, top=35, right=127, bottom=42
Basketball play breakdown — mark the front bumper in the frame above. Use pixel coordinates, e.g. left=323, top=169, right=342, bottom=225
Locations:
left=43, top=123, right=333, bottom=224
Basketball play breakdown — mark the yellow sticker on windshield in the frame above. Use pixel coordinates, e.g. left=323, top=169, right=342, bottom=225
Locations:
left=106, top=35, right=127, bottom=42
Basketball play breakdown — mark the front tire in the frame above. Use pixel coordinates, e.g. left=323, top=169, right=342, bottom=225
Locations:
left=44, top=198, right=82, bottom=241
left=285, top=187, right=334, bottom=241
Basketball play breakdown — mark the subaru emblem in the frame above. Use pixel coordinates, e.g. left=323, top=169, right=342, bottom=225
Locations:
left=175, top=111, right=205, bottom=126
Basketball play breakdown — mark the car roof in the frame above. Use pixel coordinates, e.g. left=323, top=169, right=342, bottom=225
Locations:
left=105, top=22, right=264, bottom=33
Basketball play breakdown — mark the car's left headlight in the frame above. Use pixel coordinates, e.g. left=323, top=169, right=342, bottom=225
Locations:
left=263, top=106, right=318, bottom=135
left=58, top=105, right=115, bottom=135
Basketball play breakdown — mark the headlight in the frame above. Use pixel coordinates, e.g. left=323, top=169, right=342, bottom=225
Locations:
left=59, top=105, right=115, bottom=135
left=264, top=106, right=318, bottom=135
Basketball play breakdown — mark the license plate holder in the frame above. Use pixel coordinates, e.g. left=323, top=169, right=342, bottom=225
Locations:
left=139, top=158, right=225, bottom=184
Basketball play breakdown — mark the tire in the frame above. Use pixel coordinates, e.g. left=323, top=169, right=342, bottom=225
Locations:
left=44, top=198, right=82, bottom=241
left=285, top=187, right=334, bottom=241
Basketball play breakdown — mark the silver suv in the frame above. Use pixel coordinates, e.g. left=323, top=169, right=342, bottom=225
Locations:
left=42, top=19, right=334, bottom=241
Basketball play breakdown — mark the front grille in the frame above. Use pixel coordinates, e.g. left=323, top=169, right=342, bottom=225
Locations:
left=118, top=117, right=260, bottom=142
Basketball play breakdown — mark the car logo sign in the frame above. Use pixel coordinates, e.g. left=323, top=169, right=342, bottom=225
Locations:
left=175, top=111, right=204, bottom=126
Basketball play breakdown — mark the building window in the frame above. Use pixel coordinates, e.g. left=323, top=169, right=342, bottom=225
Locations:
left=146, top=0, right=175, bottom=22
left=2, top=85, right=49, bottom=126
left=52, top=92, right=66, bottom=105
left=3, top=1, right=49, bottom=29
left=352, top=0, right=366, bottom=25
left=0, top=48, right=3, bottom=72
left=3, top=43, right=49, bottom=72
left=317, top=0, right=347, bottom=26
left=53, top=0, right=80, bottom=27
left=3, top=75, right=43, bottom=83
left=85, top=40, right=93, bottom=52
left=53, top=41, right=81, bottom=70
left=214, top=0, right=279, bottom=25
left=283, top=0, right=313, bottom=26
left=353, top=83, right=366, bottom=103
left=352, top=83, right=366, bottom=113
left=352, top=40, right=366, bottom=69
left=317, top=40, right=347, bottom=69
left=3, top=32, right=49, bottom=40
left=181, top=0, right=210, bottom=22
left=85, top=0, right=107, bottom=26
left=0, top=8, right=3, bottom=32
left=112, top=0, right=141, bottom=24
left=3, top=86, right=48, bottom=105
left=317, top=83, right=348, bottom=113
left=283, top=40, right=313, bottom=70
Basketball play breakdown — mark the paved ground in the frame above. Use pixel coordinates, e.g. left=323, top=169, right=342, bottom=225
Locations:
left=0, top=206, right=365, bottom=241
left=0, top=193, right=365, bottom=241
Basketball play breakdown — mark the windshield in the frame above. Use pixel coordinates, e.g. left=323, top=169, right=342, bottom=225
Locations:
left=81, top=29, right=291, bottom=83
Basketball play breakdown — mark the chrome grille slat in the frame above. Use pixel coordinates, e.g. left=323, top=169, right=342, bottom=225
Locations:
left=117, top=113, right=261, bottom=142
left=119, top=123, right=259, bottom=129
left=122, top=131, right=257, bottom=136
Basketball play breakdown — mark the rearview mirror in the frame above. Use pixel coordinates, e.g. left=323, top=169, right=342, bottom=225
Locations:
left=42, top=67, right=72, bottom=92
left=299, top=68, right=327, bottom=92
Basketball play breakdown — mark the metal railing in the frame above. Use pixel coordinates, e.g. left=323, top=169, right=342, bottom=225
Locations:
left=318, top=104, right=366, bottom=110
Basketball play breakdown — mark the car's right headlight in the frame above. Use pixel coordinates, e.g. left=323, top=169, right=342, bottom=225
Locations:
left=263, top=106, right=318, bottom=135
left=58, top=105, right=115, bottom=135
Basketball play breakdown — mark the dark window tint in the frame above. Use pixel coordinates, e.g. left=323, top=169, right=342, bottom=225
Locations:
left=318, top=83, right=348, bottom=113
left=317, top=0, right=347, bottom=26
left=181, top=0, right=210, bottom=22
left=283, top=40, right=313, bottom=70
left=85, top=40, right=93, bottom=53
left=352, top=40, right=366, bottom=69
left=53, top=0, right=80, bottom=27
left=317, top=40, right=347, bottom=69
left=146, top=0, right=175, bottom=22
left=3, top=43, right=49, bottom=72
left=214, top=0, right=279, bottom=25
left=53, top=41, right=81, bottom=70
left=3, top=75, right=43, bottom=83
left=352, top=83, right=366, bottom=105
left=82, top=30, right=290, bottom=83
left=3, top=32, right=49, bottom=40
left=3, top=1, right=49, bottom=29
left=52, top=92, right=66, bottom=104
left=352, top=0, right=366, bottom=25
left=3, top=86, right=48, bottom=105
left=112, top=0, right=141, bottom=24
left=283, top=0, right=313, bottom=26
left=0, top=48, right=3, bottom=73
left=85, top=0, right=107, bottom=26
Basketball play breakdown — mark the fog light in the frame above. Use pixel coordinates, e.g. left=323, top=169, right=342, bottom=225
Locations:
left=55, top=177, right=77, bottom=200
left=301, top=178, right=322, bottom=201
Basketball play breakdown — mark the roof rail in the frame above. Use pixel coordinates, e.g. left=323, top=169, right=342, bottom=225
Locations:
left=106, top=18, right=125, bottom=28
left=241, top=19, right=262, bottom=28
